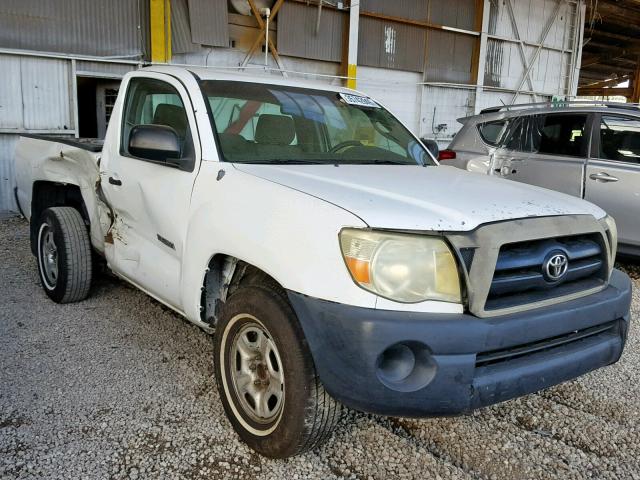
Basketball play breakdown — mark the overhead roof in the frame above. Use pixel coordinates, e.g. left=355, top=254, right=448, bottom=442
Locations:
left=578, top=0, right=640, bottom=100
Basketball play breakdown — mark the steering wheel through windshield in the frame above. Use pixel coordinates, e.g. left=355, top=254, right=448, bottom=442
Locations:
left=329, top=140, right=363, bottom=153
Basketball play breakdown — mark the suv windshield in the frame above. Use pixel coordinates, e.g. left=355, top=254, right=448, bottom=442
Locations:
left=200, top=80, right=432, bottom=166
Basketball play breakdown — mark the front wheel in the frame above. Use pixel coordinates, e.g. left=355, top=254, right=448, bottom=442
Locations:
left=36, top=207, right=93, bottom=303
left=214, top=284, right=341, bottom=458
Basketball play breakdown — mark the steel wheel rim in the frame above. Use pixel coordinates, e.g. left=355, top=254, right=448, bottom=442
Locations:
left=39, top=224, right=58, bottom=288
left=229, top=320, right=285, bottom=425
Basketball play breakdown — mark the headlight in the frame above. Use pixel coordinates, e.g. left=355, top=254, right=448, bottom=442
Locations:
left=339, top=229, right=462, bottom=303
left=601, top=215, right=618, bottom=263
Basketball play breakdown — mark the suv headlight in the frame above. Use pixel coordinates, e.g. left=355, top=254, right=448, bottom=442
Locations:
left=601, top=215, right=618, bottom=264
left=339, top=229, right=462, bottom=303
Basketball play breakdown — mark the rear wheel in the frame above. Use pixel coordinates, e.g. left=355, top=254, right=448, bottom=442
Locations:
left=214, top=283, right=341, bottom=458
left=36, top=207, right=93, bottom=303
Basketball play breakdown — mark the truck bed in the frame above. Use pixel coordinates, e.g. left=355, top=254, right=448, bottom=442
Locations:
left=20, top=134, right=104, bottom=152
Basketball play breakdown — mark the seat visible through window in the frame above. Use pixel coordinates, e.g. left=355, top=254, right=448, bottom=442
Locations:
left=152, top=104, right=189, bottom=139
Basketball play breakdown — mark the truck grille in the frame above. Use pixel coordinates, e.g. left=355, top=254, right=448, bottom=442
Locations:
left=485, top=234, right=607, bottom=311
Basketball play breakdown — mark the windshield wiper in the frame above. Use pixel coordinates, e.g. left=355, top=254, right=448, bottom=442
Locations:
left=234, top=159, right=338, bottom=165
left=337, top=159, right=419, bottom=165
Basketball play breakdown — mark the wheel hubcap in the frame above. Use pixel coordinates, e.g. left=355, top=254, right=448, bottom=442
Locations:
left=40, top=225, right=58, bottom=287
left=229, top=321, right=284, bottom=424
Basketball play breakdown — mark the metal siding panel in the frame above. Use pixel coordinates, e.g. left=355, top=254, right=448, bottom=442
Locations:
left=172, top=0, right=201, bottom=54
left=361, top=0, right=429, bottom=21
left=188, top=0, right=229, bottom=47
left=0, top=55, right=23, bottom=129
left=76, top=61, right=137, bottom=77
left=277, top=3, right=345, bottom=63
left=20, top=57, right=71, bottom=130
left=0, top=0, right=144, bottom=57
left=0, top=134, right=19, bottom=211
left=428, top=0, right=476, bottom=30
left=358, top=17, right=425, bottom=72
left=0, top=55, right=70, bottom=131
left=425, top=30, right=474, bottom=83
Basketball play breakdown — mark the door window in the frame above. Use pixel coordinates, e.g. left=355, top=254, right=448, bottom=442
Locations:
left=530, top=114, right=587, bottom=157
left=599, top=115, right=640, bottom=164
left=121, top=77, right=194, bottom=168
left=478, top=120, right=508, bottom=146
left=503, top=116, right=534, bottom=152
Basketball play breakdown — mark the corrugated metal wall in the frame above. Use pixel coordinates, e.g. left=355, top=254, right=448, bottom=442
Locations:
left=361, top=0, right=429, bottom=21
left=277, top=2, right=345, bottom=63
left=358, top=17, right=426, bottom=73
left=0, top=0, right=145, bottom=57
left=429, top=0, right=477, bottom=30
left=424, top=30, right=476, bottom=83
left=173, top=0, right=229, bottom=54
left=484, top=0, right=578, bottom=94
left=189, top=0, right=230, bottom=47
left=0, top=55, right=72, bottom=132
left=0, top=54, right=75, bottom=212
left=0, top=135, right=19, bottom=213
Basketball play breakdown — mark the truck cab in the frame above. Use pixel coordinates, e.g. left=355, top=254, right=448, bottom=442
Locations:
left=14, top=66, right=632, bottom=458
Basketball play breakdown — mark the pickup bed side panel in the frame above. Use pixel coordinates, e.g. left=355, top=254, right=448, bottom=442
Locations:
left=14, top=137, right=111, bottom=253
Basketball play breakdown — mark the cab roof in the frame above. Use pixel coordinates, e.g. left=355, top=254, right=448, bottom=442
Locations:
left=140, top=65, right=358, bottom=95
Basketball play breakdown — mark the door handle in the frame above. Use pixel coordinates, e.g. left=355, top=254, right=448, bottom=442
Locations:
left=589, top=172, right=618, bottom=183
left=108, top=176, right=122, bottom=186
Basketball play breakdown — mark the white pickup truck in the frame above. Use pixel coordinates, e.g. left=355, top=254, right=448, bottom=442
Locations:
left=14, top=66, right=632, bottom=458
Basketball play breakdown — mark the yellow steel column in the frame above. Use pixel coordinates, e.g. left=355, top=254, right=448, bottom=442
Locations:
left=346, top=0, right=359, bottom=89
left=150, top=0, right=171, bottom=63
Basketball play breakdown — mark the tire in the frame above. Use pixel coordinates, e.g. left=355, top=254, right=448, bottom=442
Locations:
left=214, top=283, right=341, bottom=458
left=36, top=207, right=93, bottom=303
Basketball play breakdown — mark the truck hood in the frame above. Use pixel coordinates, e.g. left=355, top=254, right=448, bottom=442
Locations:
left=233, top=164, right=605, bottom=231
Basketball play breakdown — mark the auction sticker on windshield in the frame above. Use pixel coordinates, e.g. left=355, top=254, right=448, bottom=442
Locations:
left=339, top=93, right=380, bottom=108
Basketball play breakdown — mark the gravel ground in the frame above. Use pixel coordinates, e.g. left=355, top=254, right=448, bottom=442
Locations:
left=1, top=215, right=639, bottom=480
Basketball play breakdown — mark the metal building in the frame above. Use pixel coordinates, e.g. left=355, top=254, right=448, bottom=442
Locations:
left=0, top=0, right=587, bottom=212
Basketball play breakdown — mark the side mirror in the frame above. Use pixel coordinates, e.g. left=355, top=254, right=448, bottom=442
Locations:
left=421, top=138, right=439, bottom=159
left=128, top=124, right=181, bottom=163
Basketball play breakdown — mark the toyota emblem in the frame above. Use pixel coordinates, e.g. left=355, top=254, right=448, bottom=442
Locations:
left=543, top=252, right=569, bottom=282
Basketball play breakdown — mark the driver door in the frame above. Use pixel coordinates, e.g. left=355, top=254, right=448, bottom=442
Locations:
left=101, top=73, right=201, bottom=310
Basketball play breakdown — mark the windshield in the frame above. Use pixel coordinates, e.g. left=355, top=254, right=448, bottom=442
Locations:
left=200, top=80, right=433, bottom=166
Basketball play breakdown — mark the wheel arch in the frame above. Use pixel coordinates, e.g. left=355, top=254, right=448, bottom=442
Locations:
left=200, top=253, right=285, bottom=327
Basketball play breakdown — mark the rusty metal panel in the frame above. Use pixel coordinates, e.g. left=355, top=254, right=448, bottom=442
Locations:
left=0, top=134, right=19, bottom=212
left=428, top=0, right=477, bottom=30
left=277, top=2, right=345, bottom=63
left=425, top=30, right=475, bottom=83
left=358, top=17, right=425, bottom=72
left=188, top=0, right=229, bottom=47
left=361, top=0, right=428, bottom=22
left=0, top=0, right=144, bottom=57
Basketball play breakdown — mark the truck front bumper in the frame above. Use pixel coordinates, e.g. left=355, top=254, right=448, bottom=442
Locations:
left=287, top=269, right=632, bottom=417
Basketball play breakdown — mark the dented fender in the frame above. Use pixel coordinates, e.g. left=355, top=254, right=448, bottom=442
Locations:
left=14, top=136, right=113, bottom=253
